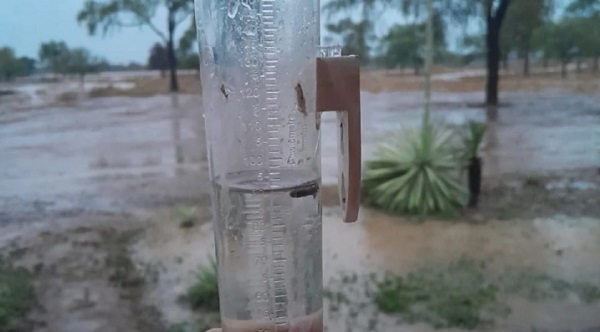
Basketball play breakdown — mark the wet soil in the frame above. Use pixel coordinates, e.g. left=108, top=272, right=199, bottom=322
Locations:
left=0, top=77, right=599, bottom=331
left=0, top=214, right=163, bottom=332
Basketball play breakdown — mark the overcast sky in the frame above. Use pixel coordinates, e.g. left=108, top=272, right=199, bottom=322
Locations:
left=0, top=0, right=175, bottom=64
left=0, top=0, right=569, bottom=64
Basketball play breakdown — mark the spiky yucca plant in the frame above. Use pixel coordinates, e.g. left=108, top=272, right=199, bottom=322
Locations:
left=363, top=123, right=468, bottom=215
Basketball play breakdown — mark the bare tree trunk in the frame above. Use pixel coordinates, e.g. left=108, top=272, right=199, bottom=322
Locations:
left=486, top=21, right=501, bottom=105
left=485, top=0, right=511, bottom=106
left=167, top=11, right=179, bottom=92
left=543, top=56, right=548, bottom=69
left=561, top=62, right=567, bottom=78
left=594, top=57, right=599, bottom=73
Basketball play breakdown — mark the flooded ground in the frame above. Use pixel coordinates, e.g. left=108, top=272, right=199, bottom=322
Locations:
left=0, top=77, right=599, bottom=331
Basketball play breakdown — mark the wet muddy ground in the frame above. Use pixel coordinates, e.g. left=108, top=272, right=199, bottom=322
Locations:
left=0, top=78, right=599, bottom=331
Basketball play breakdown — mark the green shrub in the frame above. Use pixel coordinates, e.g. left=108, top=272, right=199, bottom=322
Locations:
left=458, top=121, right=486, bottom=160
left=177, top=205, right=198, bottom=228
left=363, top=123, right=467, bottom=215
left=0, top=262, right=35, bottom=331
left=374, top=261, right=498, bottom=329
left=184, top=258, right=219, bottom=312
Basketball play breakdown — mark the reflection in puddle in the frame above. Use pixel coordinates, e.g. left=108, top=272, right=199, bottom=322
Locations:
left=325, top=209, right=600, bottom=280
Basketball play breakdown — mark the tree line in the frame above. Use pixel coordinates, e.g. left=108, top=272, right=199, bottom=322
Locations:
left=38, top=41, right=108, bottom=81
left=73, top=0, right=599, bottom=105
left=5, top=0, right=598, bottom=105
left=0, top=39, right=198, bottom=83
left=0, top=48, right=35, bottom=81
left=0, top=42, right=106, bottom=82
left=325, top=0, right=600, bottom=105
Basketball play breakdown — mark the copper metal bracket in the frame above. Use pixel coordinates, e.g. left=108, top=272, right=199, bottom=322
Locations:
left=316, top=56, right=361, bottom=223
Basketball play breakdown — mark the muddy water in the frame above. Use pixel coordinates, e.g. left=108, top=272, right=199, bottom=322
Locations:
left=1, top=88, right=598, bottom=215
left=132, top=207, right=216, bottom=324
left=0, top=94, right=209, bottom=220
left=1, top=88, right=597, bottom=215
left=322, top=208, right=600, bottom=331
left=133, top=206, right=600, bottom=331
left=321, top=90, right=600, bottom=184
left=1, top=86, right=599, bottom=331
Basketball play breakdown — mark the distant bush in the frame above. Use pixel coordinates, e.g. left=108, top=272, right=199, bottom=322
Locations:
left=0, top=260, right=35, bottom=331
left=184, top=258, right=219, bottom=312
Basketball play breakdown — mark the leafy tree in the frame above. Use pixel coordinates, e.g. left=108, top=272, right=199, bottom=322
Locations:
left=0, top=48, right=35, bottom=80
left=381, top=24, right=422, bottom=72
left=77, top=0, right=194, bottom=92
left=380, top=12, right=445, bottom=74
left=18, top=57, right=36, bottom=76
left=178, top=52, right=199, bottom=70
left=0, top=47, right=22, bottom=81
left=65, top=48, right=105, bottom=81
left=39, top=42, right=105, bottom=79
left=177, top=13, right=200, bottom=74
left=323, top=0, right=380, bottom=64
left=502, top=0, right=553, bottom=76
left=148, top=43, right=168, bottom=77
left=567, top=0, right=600, bottom=15
left=397, top=0, right=513, bottom=106
left=325, top=19, right=371, bottom=64
left=533, top=20, right=580, bottom=78
left=178, top=12, right=196, bottom=55
left=567, top=0, right=600, bottom=72
left=461, top=34, right=487, bottom=65
left=39, top=41, right=70, bottom=75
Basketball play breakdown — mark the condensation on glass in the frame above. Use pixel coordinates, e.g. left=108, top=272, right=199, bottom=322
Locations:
left=195, top=0, right=323, bottom=331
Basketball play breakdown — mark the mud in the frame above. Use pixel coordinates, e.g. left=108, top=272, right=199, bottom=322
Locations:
left=1, top=78, right=599, bottom=331
left=0, top=214, right=163, bottom=332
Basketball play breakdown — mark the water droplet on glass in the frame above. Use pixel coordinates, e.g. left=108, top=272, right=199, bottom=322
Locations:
left=227, top=0, right=240, bottom=19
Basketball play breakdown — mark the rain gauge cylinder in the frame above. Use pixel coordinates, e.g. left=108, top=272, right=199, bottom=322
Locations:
left=195, top=0, right=361, bottom=330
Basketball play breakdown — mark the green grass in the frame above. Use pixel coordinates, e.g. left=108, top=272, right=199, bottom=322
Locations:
left=176, top=205, right=198, bottom=228
left=0, top=261, right=35, bottom=331
left=374, top=261, right=498, bottom=329
left=184, top=258, right=219, bottom=312
left=327, top=261, right=600, bottom=330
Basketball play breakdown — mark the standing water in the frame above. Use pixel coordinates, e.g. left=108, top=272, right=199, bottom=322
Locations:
left=213, top=170, right=323, bottom=332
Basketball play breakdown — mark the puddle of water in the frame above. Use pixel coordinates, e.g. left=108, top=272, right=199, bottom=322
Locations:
left=322, top=208, right=600, bottom=331
left=546, top=180, right=599, bottom=191
left=0, top=94, right=208, bottom=216
left=1, top=82, right=599, bottom=329
left=1, top=88, right=597, bottom=214
left=322, top=91, right=600, bottom=184
left=140, top=206, right=600, bottom=330
left=324, top=208, right=600, bottom=281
